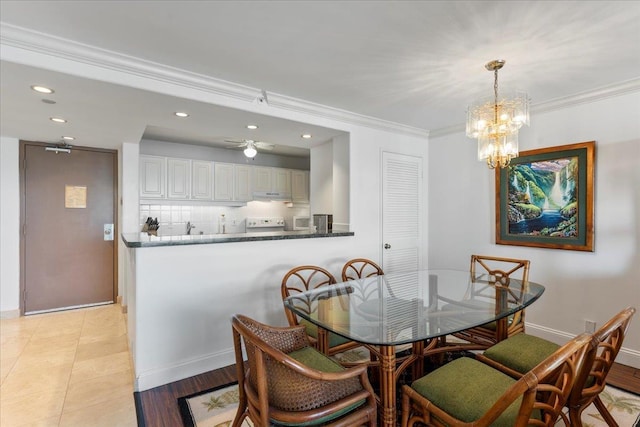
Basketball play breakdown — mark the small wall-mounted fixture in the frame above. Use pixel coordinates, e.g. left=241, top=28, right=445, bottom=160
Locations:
left=45, top=146, right=71, bottom=154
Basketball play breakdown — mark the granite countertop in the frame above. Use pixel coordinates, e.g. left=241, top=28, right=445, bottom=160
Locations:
left=121, top=230, right=355, bottom=248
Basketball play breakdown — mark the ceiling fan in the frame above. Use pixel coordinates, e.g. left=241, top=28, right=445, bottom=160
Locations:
left=224, top=139, right=275, bottom=158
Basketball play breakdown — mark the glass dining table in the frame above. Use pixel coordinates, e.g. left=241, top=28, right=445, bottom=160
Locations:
left=283, top=269, right=546, bottom=427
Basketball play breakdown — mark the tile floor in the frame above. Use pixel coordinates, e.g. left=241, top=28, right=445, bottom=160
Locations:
left=0, top=304, right=137, bottom=426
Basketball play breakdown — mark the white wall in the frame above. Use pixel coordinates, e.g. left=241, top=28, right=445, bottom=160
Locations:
left=0, top=137, right=20, bottom=317
left=129, top=122, right=428, bottom=390
left=118, top=142, right=140, bottom=307
left=333, top=134, right=350, bottom=232
left=310, top=140, right=334, bottom=215
left=428, top=90, right=640, bottom=367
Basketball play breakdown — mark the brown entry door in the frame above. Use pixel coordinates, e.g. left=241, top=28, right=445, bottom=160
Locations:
left=22, top=142, right=116, bottom=314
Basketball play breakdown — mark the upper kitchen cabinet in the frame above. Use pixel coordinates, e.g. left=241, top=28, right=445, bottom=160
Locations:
left=274, top=168, right=292, bottom=195
left=291, top=170, right=309, bottom=203
left=252, top=166, right=272, bottom=193
left=191, top=160, right=213, bottom=200
left=214, top=162, right=234, bottom=201
left=234, top=165, right=252, bottom=202
left=253, top=166, right=291, bottom=199
left=167, top=158, right=191, bottom=199
left=140, top=155, right=166, bottom=199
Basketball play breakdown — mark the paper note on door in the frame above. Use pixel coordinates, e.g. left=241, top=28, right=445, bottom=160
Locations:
left=65, top=185, right=87, bottom=208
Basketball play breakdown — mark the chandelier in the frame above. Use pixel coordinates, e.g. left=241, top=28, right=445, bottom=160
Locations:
left=466, top=60, right=529, bottom=169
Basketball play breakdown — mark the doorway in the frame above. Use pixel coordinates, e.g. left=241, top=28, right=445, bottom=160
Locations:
left=381, top=152, right=423, bottom=273
left=20, top=141, right=117, bottom=314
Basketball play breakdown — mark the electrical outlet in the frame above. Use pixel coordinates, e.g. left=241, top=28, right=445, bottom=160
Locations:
left=585, top=320, right=596, bottom=333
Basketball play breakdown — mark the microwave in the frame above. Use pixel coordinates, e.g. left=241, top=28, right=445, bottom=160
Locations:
left=292, top=216, right=311, bottom=230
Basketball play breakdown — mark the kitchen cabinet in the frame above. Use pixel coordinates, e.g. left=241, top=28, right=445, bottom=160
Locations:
left=234, top=165, right=252, bottom=201
left=191, top=161, right=213, bottom=200
left=139, top=155, right=166, bottom=199
left=252, top=166, right=272, bottom=193
left=291, top=169, right=309, bottom=203
left=167, top=158, right=191, bottom=199
left=214, top=162, right=234, bottom=201
left=140, top=155, right=307, bottom=204
left=273, top=168, right=292, bottom=195
left=253, top=166, right=291, bottom=198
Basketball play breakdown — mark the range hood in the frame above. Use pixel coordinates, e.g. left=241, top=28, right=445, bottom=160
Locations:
left=252, top=191, right=292, bottom=201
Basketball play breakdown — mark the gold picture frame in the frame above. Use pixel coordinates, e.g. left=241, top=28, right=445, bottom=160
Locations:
left=495, top=141, right=595, bottom=251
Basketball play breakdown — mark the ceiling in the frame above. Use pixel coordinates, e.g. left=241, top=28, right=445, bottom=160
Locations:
left=1, top=1, right=639, bottom=155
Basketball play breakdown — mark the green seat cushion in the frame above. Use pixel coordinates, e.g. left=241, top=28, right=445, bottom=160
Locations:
left=288, top=346, right=346, bottom=373
left=411, top=357, right=526, bottom=426
left=300, top=318, right=352, bottom=348
left=483, top=333, right=560, bottom=374
left=274, top=347, right=365, bottom=426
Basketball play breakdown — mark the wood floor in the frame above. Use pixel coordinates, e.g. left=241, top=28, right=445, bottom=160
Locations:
left=136, top=362, right=640, bottom=426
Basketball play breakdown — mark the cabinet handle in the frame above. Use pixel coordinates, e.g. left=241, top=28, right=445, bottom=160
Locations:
left=384, top=243, right=391, bottom=249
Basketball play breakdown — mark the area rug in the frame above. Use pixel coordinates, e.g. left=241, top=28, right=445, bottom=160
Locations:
left=179, top=381, right=639, bottom=427
left=179, top=383, right=252, bottom=427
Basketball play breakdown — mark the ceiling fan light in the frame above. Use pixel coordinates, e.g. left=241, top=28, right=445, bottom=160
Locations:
left=244, top=143, right=257, bottom=158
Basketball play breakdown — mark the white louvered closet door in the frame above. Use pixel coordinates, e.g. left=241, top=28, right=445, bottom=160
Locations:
left=381, top=152, right=423, bottom=273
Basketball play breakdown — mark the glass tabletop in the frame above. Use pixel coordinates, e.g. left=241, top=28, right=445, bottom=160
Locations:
left=283, top=269, right=545, bottom=346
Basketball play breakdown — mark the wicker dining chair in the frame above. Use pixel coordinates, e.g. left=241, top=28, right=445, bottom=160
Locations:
left=477, top=306, right=636, bottom=427
left=341, top=258, right=384, bottom=282
left=231, top=314, right=377, bottom=427
left=401, top=332, right=593, bottom=427
left=281, top=265, right=363, bottom=356
left=441, top=255, right=530, bottom=351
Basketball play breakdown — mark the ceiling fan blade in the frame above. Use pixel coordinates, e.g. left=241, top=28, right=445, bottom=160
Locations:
left=255, top=142, right=275, bottom=150
left=223, top=139, right=248, bottom=147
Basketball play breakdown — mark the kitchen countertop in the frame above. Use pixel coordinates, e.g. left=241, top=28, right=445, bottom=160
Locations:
left=121, top=230, right=355, bottom=248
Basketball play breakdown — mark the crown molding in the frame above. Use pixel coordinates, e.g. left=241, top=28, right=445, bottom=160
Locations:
left=429, top=77, right=640, bottom=139
left=265, top=92, right=429, bottom=138
left=1, top=23, right=429, bottom=139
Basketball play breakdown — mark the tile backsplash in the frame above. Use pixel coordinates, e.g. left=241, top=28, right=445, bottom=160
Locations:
left=139, top=201, right=310, bottom=236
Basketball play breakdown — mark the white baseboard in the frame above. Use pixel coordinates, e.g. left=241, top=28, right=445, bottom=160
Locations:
left=526, top=322, right=640, bottom=369
left=132, top=323, right=640, bottom=391
left=133, top=348, right=235, bottom=392
left=0, top=309, right=20, bottom=319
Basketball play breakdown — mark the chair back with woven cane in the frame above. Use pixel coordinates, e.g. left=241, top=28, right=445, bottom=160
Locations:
left=401, top=333, right=593, bottom=427
left=450, top=255, right=530, bottom=349
left=231, top=314, right=377, bottom=427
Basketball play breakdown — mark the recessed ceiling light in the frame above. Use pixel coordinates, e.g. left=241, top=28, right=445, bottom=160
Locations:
left=246, top=124, right=258, bottom=130
left=41, top=99, right=56, bottom=104
left=50, top=117, right=67, bottom=123
left=31, top=85, right=54, bottom=94
left=62, top=136, right=75, bottom=141
left=301, top=134, right=312, bottom=139
left=174, top=112, right=189, bottom=118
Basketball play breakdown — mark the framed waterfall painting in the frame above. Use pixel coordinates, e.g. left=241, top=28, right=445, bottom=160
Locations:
left=495, top=141, right=595, bottom=251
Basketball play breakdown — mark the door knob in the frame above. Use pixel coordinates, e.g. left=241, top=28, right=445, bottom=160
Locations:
left=384, top=243, right=391, bottom=249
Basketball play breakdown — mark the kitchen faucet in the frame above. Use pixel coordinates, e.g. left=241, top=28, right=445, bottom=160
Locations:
left=186, top=221, right=195, bottom=235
